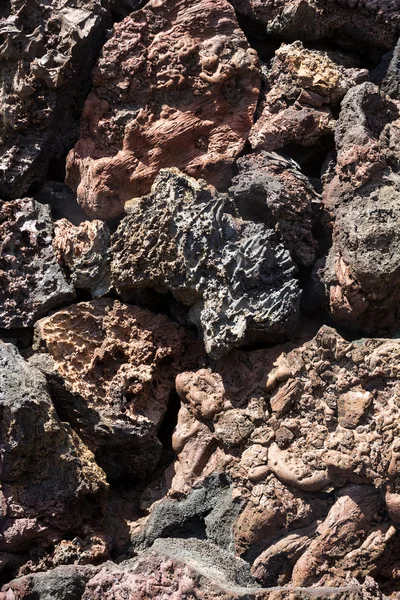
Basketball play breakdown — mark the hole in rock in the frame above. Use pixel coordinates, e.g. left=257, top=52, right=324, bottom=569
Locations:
left=280, top=135, right=335, bottom=179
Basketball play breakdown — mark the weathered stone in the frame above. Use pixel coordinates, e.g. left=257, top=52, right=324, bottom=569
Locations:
left=0, top=0, right=110, bottom=199
left=111, top=169, right=300, bottom=358
left=34, top=298, right=187, bottom=480
left=0, top=341, right=107, bottom=570
left=318, top=82, right=400, bottom=333
left=53, top=218, right=111, bottom=297
left=0, top=198, right=75, bottom=328
left=230, top=151, right=319, bottom=267
left=65, top=0, right=261, bottom=219
left=249, top=42, right=367, bottom=153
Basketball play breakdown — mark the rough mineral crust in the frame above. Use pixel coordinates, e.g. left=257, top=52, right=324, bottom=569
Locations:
left=65, top=0, right=261, bottom=219
left=111, top=168, right=301, bottom=358
left=230, top=151, right=319, bottom=267
left=0, top=0, right=110, bottom=199
left=34, top=298, right=187, bottom=480
left=249, top=42, right=368, bottom=153
left=53, top=218, right=111, bottom=297
left=318, top=82, right=400, bottom=333
left=0, top=198, right=75, bottom=328
left=0, top=341, right=107, bottom=576
left=229, top=0, right=400, bottom=51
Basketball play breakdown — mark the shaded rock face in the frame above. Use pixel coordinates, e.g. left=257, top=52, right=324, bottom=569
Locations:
left=111, top=169, right=300, bottom=358
left=34, top=299, right=187, bottom=480
left=249, top=42, right=368, bottom=154
left=0, top=0, right=110, bottom=199
left=0, top=198, right=75, bottom=328
left=229, top=0, right=400, bottom=51
left=318, top=82, right=400, bottom=333
left=0, top=341, right=107, bottom=569
left=65, top=0, right=261, bottom=219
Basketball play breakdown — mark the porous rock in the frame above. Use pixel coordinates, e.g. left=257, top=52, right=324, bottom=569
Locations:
left=0, top=341, right=107, bottom=567
left=34, top=298, right=187, bottom=480
left=318, top=82, right=400, bottom=333
left=230, top=151, right=319, bottom=267
left=65, top=0, right=261, bottom=219
left=0, top=0, right=110, bottom=198
left=0, top=198, right=75, bottom=328
left=111, top=168, right=300, bottom=358
left=53, top=218, right=111, bottom=297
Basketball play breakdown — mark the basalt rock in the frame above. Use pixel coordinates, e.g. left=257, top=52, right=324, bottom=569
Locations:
left=53, top=218, right=111, bottom=298
left=0, top=0, right=110, bottom=199
left=230, top=151, right=319, bottom=267
left=229, top=0, right=400, bottom=51
left=34, top=298, right=187, bottom=480
left=111, top=169, right=300, bottom=358
left=0, top=341, right=107, bottom=575
left=248, top=42, right=367, bottom=154
left=317, top=82, right=400, bottom=334
left=0, top=198, right=75, bottom=328
left=65, top=0, right=261, bottom=219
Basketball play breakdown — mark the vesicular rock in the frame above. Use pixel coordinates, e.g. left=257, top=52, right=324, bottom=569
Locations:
left=0, top=198, right=75, bottom=328
left=111, top=168, right=301, bottom=358
left=34, top=298, right=187, bottom=480
left=65, top=0, right=261, bottom=219
left=0, top=0, right=110, bottom=198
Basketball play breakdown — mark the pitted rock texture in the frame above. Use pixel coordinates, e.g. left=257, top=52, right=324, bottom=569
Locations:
left=230, top=151, right=319, bottom=267
left=111, top=168, right=300, bottom=358
left=53, top=218, right=111, bottom=297
left=318, top=82, right=400, bottom=334
left=229, top=0, right=400, bottom=50
left=65, top=0, right=261, bottom=219
left=0, top=0, right=110, bottom=199
left=34, top=299, right=187, bottom=480
left=249, top=42, right=368, bottom=153
left=0, top=198, right=75, bottom=328
left=0, top=341, right=107, bottom=573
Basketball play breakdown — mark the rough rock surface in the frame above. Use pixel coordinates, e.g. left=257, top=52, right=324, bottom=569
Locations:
left=229, top=0, right=400, bottom=50
left=249, top=42, right=368, bottom=153
left=0, top=341, right=107, bottom=574
left=0, top=198, right=75, bottom=328
left=318, top=82, right=400, bottom=333
left=65, top=0, right=261, bottom=219
left=0, top=0, right=110, bottom=198
left=111, top=168, right=300, bottom=358
left=53, top=218, right=111, bottom=297
left=230, top=151, right=319, bottom=266
left=34, top=299, right=187, bottom=480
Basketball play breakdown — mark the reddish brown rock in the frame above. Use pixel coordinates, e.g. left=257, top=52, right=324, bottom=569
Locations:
left=66, top=0, right=261, bottom=219
left=34, top=299, right=187, bottom=480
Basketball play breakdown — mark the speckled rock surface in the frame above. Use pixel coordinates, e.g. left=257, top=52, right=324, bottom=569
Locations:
left=111, top=169, right=300, bottom=358
left=0, top=198, right=75, bottom=328
left=0, top=0, right=110, bottom=199
left=0, top=341, right=107, bottom=574
left=65, top=0, right=260, bottom=219
left=34, top=299, right=187, bottom=480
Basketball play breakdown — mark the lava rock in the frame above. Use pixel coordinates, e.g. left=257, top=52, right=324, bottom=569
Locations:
left=65, top=0, right=261, bottom=219
left=111, top=168, right=301, bottom=358
left=34, top=182, right=91, bottom=226
left=0, top=198, right=75, bottom=328
left=0, top=0, right=110, bottom=198
left=34, top=299, right=187, bottom=480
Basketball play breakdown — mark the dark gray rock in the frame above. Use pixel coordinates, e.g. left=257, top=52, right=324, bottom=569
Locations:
left=34, top=182, right=91, bottom=226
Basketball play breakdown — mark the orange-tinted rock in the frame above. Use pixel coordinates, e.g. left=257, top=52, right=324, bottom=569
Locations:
left=65, top=0, right=261, bottom=219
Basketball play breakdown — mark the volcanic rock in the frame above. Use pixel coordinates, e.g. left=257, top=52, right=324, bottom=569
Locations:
left=318, top=82, right=400, bottom=333
left=230, top=151, right=319, bottom=266
left=111, top=168, right=301, bottom=358
left=65, top=0, right=261, bottom=219
left=34, top=298, right=187, bottom=480
left=0, top=0, right=110, bottom=199
left=0, top=341, right=107, bottom=572
left=0, top=198, right=75, bottom=328
left=53, top=218, right=111, bottom=297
